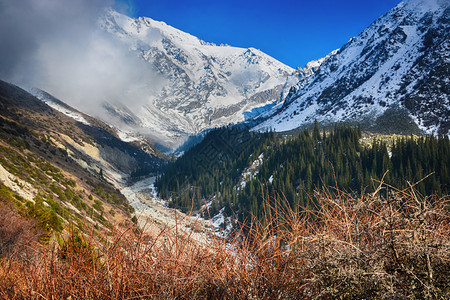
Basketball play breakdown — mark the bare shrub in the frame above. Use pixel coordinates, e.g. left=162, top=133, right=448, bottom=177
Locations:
left=0, top=182, right=448, bottom=299
left=0, top=203, right=39, bottom=258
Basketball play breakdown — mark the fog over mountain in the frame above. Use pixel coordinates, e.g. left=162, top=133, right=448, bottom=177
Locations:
left=0, top=0, right=166, bottom=120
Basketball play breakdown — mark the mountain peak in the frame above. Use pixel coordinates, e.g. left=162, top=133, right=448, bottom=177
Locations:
left=254, top=0, right=449, bottom=135
left=97, top=9, right=294, bottom=149
left=101, top=8, right=205, bottom=48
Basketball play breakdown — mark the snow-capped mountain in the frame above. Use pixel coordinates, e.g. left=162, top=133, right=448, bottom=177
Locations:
left=254, top=0, right=449, bottom=135
left=98, top=9, right=294, bottom=148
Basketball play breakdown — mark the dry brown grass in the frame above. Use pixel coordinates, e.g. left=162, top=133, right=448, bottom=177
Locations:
left=0, top=181, right=449, bottom=299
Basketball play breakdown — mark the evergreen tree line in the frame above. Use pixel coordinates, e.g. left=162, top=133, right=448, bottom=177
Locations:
left=155, top=127, right=278, bottom=214
left=155, top=123, right=450, bottom=223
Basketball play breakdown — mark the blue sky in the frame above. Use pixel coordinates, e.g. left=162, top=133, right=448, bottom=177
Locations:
left=114, top=0, right=401, bottom=68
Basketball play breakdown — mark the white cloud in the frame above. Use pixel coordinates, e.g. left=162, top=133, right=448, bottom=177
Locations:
left=0, top=0, right=165, bottom=117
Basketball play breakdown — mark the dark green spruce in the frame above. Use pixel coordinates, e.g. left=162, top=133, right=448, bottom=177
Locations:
left=155, top=123, right=450, bottom=225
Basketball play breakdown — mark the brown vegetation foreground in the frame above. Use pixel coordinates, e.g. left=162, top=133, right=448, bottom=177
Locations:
left=0, top=182, right=449, bottom=299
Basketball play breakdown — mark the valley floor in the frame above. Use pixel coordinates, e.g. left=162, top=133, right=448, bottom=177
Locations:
left=119, top=176, right=212, bottom=241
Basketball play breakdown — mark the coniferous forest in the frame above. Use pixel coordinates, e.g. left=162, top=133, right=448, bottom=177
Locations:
left=155, top=123, right=450, bottom=223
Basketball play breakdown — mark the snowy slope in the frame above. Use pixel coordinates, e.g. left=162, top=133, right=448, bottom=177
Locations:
left=33, top=89, right=91, bottom=126
left=254, top=0, right=449, bottom=135
left=98, top=9, right=294, bottom=148
left=31, top=88, right=164, bottom=154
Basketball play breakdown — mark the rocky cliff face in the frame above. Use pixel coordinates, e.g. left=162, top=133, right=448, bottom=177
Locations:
left=254, top=0, right=449, bottom=135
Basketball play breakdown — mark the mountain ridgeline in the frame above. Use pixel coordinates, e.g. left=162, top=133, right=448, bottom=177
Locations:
left=255, top=0, right=449, bottom=135
left=155, top=124, right=450, bottom=225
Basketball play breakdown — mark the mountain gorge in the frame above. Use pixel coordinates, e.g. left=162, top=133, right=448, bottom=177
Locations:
left=255, top=0, right=449, bottom=135
left=1, top=0, right=448, bottom=226
left=1, top=0, right=450, bottom=298
left=1, top=0, right=448, bottom=230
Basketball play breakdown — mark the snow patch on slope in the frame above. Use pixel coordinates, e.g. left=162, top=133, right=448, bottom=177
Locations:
left=33, top=90, right=90, bottom=125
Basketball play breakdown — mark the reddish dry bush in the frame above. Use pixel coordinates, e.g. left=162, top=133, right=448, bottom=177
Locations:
left=0, top=184, right=448, bottom=299
left=0, top=203, right=39, bottom=258
left=299, top=184, right=450, bottom=299
left=0, top=202, right=41, bottom=297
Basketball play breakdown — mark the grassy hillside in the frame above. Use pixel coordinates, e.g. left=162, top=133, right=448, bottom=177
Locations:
left=0, top=80, right=167, bottom=240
